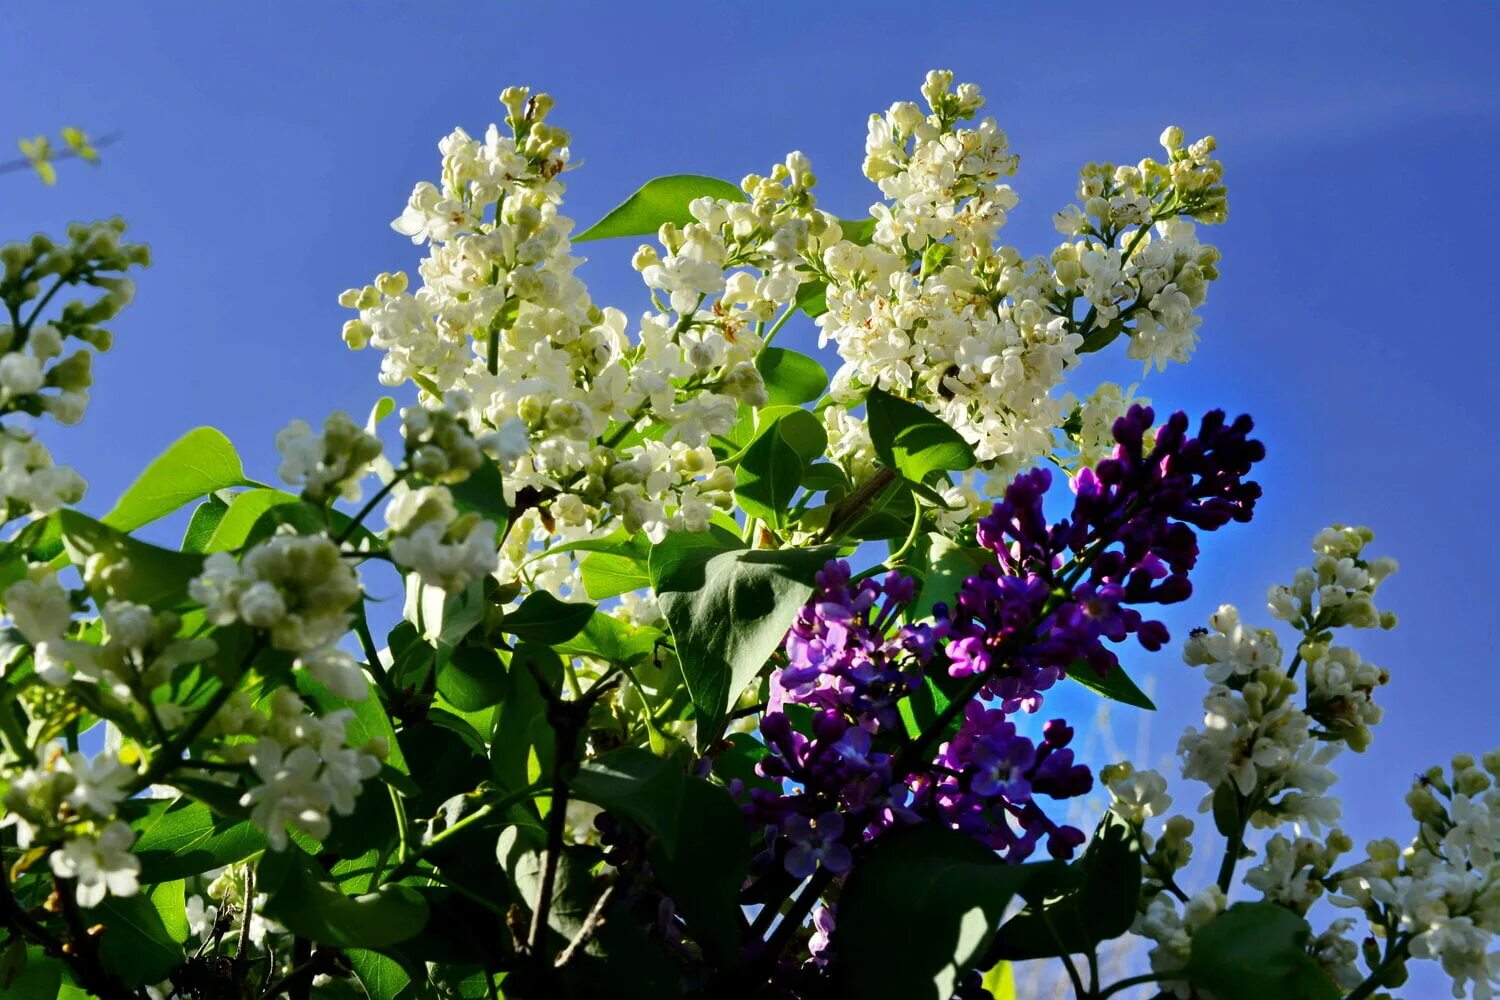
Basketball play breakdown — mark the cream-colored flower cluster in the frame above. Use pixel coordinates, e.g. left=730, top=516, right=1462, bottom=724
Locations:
left=1104, top=525, right=1400, bottom=995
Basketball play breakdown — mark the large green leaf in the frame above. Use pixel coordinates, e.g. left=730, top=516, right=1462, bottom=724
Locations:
left=56, top=510, right=204, bottom=607
left=258, top=848, right=429, bottom=949
left=1183, top=902, right=1340, bottom=1000
left=1066, top=658, right=1157, bottom=710
left=347, top=949, right=415, bottom=1000
left=837, top=825, right=1040, bottom=1000
left=446, top=456, right=509, bottom=524
left=502, top=590, right=595, bottom=645
left=3, top=947, right=65, bottom=999
left=570, top=748, right=686, bottom=855
left=552, top=613, right=664, bottom=666
left=578, top=533, right=654, bottom=600
left=866, top=387, right=974, bottom=485
left=88, top=880, right=188, bottom=987
left=201, top=487, right=299, bottom=551
left=840, top=217, right=878, bottom=244
left=129, top=797, right=267, bottom=882
left=909, top=535, right=995, bottom=622
left=734, top=415, right=805, bottom=528
left=649, top=777, right=749, bottom=964
left=180, top=495, right=229, bottom=553
left=101, top=427, right=255, bottom=532
left=574, top=174, right=745, bottom=241
left=490, top=644, right=562, bottom=793
left=794, top=280, right=829, bottom=319
left=988, top=812, right=1141, bottom=960
left=436, top=645, right=509, bottom=712
left=655, top=545, right=831, bottom=749
left=755, top=347, right=828, bottom=406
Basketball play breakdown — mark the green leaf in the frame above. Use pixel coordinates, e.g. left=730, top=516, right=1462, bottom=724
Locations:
left=258, top=848, right=429, bottom=949
left=347, top=949, right=414, bottom=1000
left=866, top=387, right=975, bottom=485
left=101, top=427, right=255, bottom=532
left=491, top=644, right=562, bottom=792
left=446, top=456, right=509, bottom=524
left=436, top=646, right=509, bottom=712
left=794, top=281, right=828, bottom=318
left=840, top=217, right=878, bottom=244
left=575, top=174, right=745, bottom=241
left=755, top=347, right=828, bottom=406
left=579, top=534, right=654, bottom=600
left=88, top=881, right=188, bottom=987
left=503, top=591, right=595, bottom=645
left=989, top=812, right=1141, bottom=960
left=129, top=797, right=267, bottom=882
left=649, top=776, right=749, bottom=964
left=982, top=962, right=1016, bottom=1000
left=3, top=947, right=63, bottom=1000
left=570, top=748, right=686, bottom=855
left=734, top=416, right=805, bottom=528
left=1066, top=659, right=1157, bottom=710
left=909, top=535, right=995, bottom=622
left=56, top=510, right=204, bottom=607
left=180, top=495, right=229, bottom=553
left=837, top=825, right=1038, bottom=1000
left=1183, top=902, right=1340, bottom=1000
left=553, top=613, right=664, bottom=665
left=655, top=545, right=832, bottom=750
left=201, top=488, right=300, bottom=552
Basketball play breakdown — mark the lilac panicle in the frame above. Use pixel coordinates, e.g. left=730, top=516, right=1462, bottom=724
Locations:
left=746, top=407, right=1263, bottom=891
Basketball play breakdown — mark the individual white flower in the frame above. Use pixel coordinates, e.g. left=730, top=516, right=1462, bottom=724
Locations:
left=56, top=751, right=134, bottom=818
left=1101, top=762, right=1172, bottom=826
left=49, top=821, right=141, bottom=907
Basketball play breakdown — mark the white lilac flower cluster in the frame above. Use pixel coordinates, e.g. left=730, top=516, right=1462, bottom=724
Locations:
left=7, top=572, right=218, bottom=730
left=275, top=411, right=384, bottom=505
left=206, top=689, right=385, bottom=851
left=813, top=71, right=1226, bottom=484
left=339, top=88, right=779, bottom=554
left=1331, top=753, right=1500, bottom=999
left=0, top=219, right=146, bottom=524
left=0, top=745, right=139, bottom=907
left=1100, top=525, right=1399, bottom=995
left=189, top=534, right=366, bottom=697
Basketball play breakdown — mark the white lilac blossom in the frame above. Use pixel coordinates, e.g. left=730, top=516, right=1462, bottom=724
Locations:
left=0, top=427, right=86, bottom=520
left=48, top=819, right=141, bottom=907
left=385, top=483, right=500, bottom=593
left=1134, top=886, right=1227, bottom=996
left=189, top=534, right=361, bottom=653
left=275, top=411, right=383, bottom=503
left=813, top=73, right=1227, bottom=490
left=1329, top=752, right=1500, bottom=999
left=230, top=690, right=385, bottom=850
left=340, top=89, right=770, bottom=556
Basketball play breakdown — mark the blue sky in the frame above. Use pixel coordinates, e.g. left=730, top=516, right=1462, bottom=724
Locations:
left=6, top=0, right=1500, bottom=978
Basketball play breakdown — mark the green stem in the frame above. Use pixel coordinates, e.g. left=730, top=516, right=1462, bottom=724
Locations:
left=1345, top=934, right=1410, bottom=1000
left=386, top=785, right=542, bottom=884
left=336, top=471, right=406, bottom=545
left=1098, top=971, right=1174, bottom=999
left=761, top=305, right=794, bottom=348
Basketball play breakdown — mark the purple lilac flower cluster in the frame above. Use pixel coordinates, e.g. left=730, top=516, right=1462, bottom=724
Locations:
left=745, top=406, right=1264, bottom=884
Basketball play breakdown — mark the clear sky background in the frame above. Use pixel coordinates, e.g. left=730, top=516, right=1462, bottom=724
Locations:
left=6, top=2, right=1500, bottom=989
